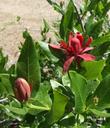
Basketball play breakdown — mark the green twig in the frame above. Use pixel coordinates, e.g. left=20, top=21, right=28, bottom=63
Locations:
left=73, top=3, right=85, bottom=33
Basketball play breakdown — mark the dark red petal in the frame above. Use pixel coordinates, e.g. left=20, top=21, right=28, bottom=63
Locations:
left=76, top=32, right=84, bottom=45
left=82, top=47, right=94, bottom=53
left=78, top=53, right=96, bottom=61
left=14, top=88, right=23, bottom=102
left=71, top=37, right=82, bottom=53
left=19, top=79, right=31, bottom=99
left=63, top=56, right=74, bottom=72
left=16, top=83, right=26, bottom=101
left=15, top=78, right=31, bottom=102
left=49, top=43, right=67, bottom=58
left=85, top=37, right=93, bottom=47
left=68, top=32, right=74, bottom=46
left=60, top=41, right=68, bottom=49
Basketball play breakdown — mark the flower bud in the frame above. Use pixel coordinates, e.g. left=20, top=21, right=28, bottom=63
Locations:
left=14, top=78, right=31, bottom=102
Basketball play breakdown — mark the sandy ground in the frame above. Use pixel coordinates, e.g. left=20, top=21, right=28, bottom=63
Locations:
left=0, top=0, right=82, bottom=66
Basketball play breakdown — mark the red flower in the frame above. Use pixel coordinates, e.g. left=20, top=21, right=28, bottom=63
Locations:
left=49, top=32, right=95, bottom=72
left=14, top=78, right=32, bottom=102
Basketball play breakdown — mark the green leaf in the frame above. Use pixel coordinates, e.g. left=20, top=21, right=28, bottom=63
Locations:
left=86, top=80, right=100, bottom=95
left=60, top=0, right=74, bottom=40
left=92, top=42, right=110, bottom=58
left=0, top=73, right=13, bottom=95
left=104, top=2, right=110, bottom=16
left=81, top=60, right=105, bottom=80
left=42, top=19, right=49, bottom=34
left=48, top=89, right=68, bottom=125
left=6, top=105, right=28, bottom=115
left=52, top=3, right=64, bottom=15
left=41, top=19, right=50, bottom=41
left=27, top=84, right=52, bottom=115
left=17, top=31, right=41, bottom=93
left=73, top=124, right=87, bottom=128
left=47, top=0, right=64, bottom=14
left=89, top=109, right=110, bottom=118
left=5, top=99, right=28, bottom=115
left=35, top=84, right=52, bottom=108
left=62, top=73, right=71, bottom=87
left=50, top=79, right=63, bottom=89
left=59, top=113, right=75, bottom=127
left=47, top=0, right=52, bottom=5
left=69, top=71, right=88, bottom=113
left=0, top=103, right=18, bottom=119
left=85, top=16, right=103, bottom=38
left=92, top=33, right=110, bottom=46
left=102, top=54, right=110, bottom=77
left=93, top=74, right=110, bottom=109
left=38, top=41, right=58, bottom=62
left=0, top=49, right=8, bottom=73
left=87, top=0, right=99, bottom=11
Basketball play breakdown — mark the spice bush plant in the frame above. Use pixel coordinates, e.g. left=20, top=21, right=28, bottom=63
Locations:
left=1, top=0, right=110, bottom=127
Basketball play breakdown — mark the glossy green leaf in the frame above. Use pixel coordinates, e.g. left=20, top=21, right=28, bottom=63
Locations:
left=27, top=84, right=52, bottom=115
left=87, top=0, right=99, bottom=11
left=92, top=42, right=110, bottom=58
left=86, top=80, right=100, bottom=95
left=59, top=113, right=75, bottom=127
left=93, top=74, right=110, bottom=109
left=102, top=54, right=110, bottom=77
left=47, top=0, right=52, bottom=5
left=85, top=16, right=103, bottom=38
left=50, top=79, right=63, bottom=89
left=0, top=103, right=18, bottom=119
left=89, top=109, right=110, bottom=118
left=62, top=73, right=70, bottom=87
left=60, top=0, right=74, bottom=40
left=0, top=49, right=8, bottom=73
left=48, top=89, right=68, bottom=125
left=6, top=105, right=28, bottom=115
left=73, top=124, right=87, bottom=128
left=92, top=33, right=110, bottom=46
left=81, top=60, right=105, bottom=80
left=0, top=73, right=13, bottom=95
left=17, top=31, right=41, bottom=93
left=69, top=71, right=88, bottom=113
left=47, top=0, right=64, bottom=14
left=41, top=19, right=50, bottom=41
left=38, top=41, right=58, bottom=62
left=5, top=99, right=28, bottom=115
left=42, top=19, right=49, bottom=34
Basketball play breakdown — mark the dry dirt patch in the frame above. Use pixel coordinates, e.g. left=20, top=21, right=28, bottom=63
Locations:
left=0, top=0, right=59, bottom=66
left=0, top=0, right=82, bottom=66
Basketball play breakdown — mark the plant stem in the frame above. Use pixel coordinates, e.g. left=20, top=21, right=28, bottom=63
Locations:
left=76, top=114, right=79, bottom=125
left=73, top=3, right=85, bottom=33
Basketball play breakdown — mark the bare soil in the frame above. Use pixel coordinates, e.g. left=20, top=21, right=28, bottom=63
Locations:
left=0, top=0, right=82, bottom=66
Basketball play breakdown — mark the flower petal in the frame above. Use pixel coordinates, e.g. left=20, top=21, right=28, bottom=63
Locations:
left=71, top=37, right=82, bottom=53
left=60, top=41, right=68, bottom=49
left=68, top=32, right=74, bottom=46
left=85, top=37, right=93, bottom=47
left=63, top=56, right=74, bottom=72
left=49, top=43, right=67, bottom=58
left=82, top=47, right=94, bottom=53
left=78, top=53, right=96, bottom=61
left=49, top=44, right=61, bottom=49
left=76, top=32, right=84, bottom=46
